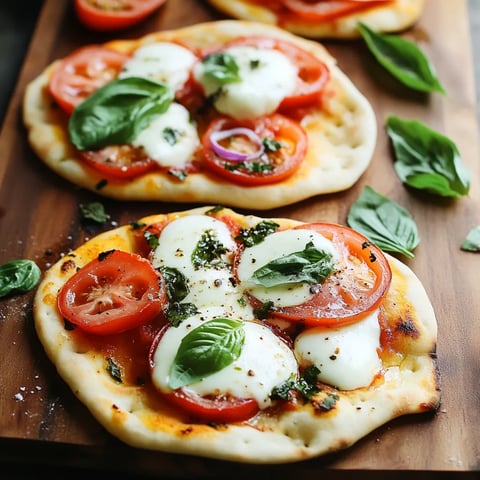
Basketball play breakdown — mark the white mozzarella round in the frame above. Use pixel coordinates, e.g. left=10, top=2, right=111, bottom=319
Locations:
left=236, top=228, right=338, bottom=307
left=132, top=102, right=199, bottom=167
left=119, top=42, right=197, bottom=92
left=294, top=311, right=382, bottom=390
left=194, top=45, right=298, bottom=119
left=151, top=316, right=298, bottom=409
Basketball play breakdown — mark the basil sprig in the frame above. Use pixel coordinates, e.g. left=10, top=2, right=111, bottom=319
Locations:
left=461, top=226, right=480, bottom=252
left=358, top=22, right=445, bottom=94
left=201, top=52, right=241, bottom=84
left=0, top=259, right=41, bottom=298
left=251, top=242, right=335, bottom=288
left=169, top=317, right=245, bottom=389
left=386, top=115, right=471, bottom=198
left=69, top=77, right=174, bottom=150
left=347, top=186, right=420, bottom=258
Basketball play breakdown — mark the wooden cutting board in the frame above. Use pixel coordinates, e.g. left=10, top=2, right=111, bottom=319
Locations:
left=0, top=0, right=479, bottom=476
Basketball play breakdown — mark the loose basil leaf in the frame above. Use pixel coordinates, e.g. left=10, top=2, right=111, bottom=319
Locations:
left=386, top=115, right=471, bottom=198
left=347, top=186, right=420, bottom=258
left=0, top=259, right=41, bottom=298
left=358, top=22, right=445, bottom=94
left=460, top=225, right=480, bottom=252
left=169, top=317, right=245, bottom=389
left=69, top=77, right=174, bottom=150
left=251, top=242, right=335, bottom=288
left=79, top=202, right=110, bottom=224
left=201, top=52, right=241, bottom=84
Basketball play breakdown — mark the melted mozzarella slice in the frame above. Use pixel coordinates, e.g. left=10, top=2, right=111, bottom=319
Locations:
left=294, top=311, right=382, bottom=390
left=131, top=102, right=199, bottom=168
left=151, top=215, right=252, bottom=318
left=119, top=42, right=197, bottom=92
left=151, top=316, right=298, bottom=409
left=236, top=228, right=338, bottom=307
left=193, top=46, right=298, bottom=119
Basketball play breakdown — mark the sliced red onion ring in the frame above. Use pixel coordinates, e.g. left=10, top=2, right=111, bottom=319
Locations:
left=210, top=127, right=265, bottom=162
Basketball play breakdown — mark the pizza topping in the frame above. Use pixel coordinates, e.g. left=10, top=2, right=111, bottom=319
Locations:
left=150, top=315, right=298, bottom=410
left=209, top=127, right=265, bottom=162
left=0, top=259, right=41, bottom=298
left=236, top=228, right=338, bottom=307
left=57, top=250, right=166, bottom=335
left=119, top=42, right=198, bottom=94
left=49, top=45, right=130, bottom=114
left=194, top=45, right=298, bottom=119
left=74, top=0, right=167, bottom=31
left=222, top=36, right=330, bottom=110
left=69, top=76, right=174, bottom=151
left=294, top=310, right=382, bottom=389
left=131, top=102, right=199, bottom=168
left=202, top=114, right=307, bottom=186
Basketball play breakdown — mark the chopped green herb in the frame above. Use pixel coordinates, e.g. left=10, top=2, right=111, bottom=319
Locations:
left=80, top=202, right=110, bottom=224
left=192, top=229, right=229, bottom=269
left=167, top=302, right=199, bottom=327
left=262, top=138, right=282, bottom=152
left=106, top=357, right=122, bottom=383
left=163, top=126, right=181, bottom=145
left=201, top=52, right=241, bottom=84
left=235, top=220, right=279, bottom=247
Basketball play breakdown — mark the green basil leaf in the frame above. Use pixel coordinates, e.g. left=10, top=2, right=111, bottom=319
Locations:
left=358, top=22, right=445, bottom=94
left=235, top=220, right=279, bottom=247
left=79, top=202, right=110, bottom=224
left=0, top=259, right=41, bottom=298
left=386, top=115, right=471, bottom=198
left=169, top=317, right=245, bottom=389
left=201, top=52, right=241, bottom=84
left=347, top=186, right=420, bottom=258
left=460, top=225, right=480, bottom=252
left=191, top=229, right=229, bottom=269
left=158, top=266, right=189, bottom=302
left=69, top=77, right=174, bottom=150
left=251, top=242, right=335, bottom=288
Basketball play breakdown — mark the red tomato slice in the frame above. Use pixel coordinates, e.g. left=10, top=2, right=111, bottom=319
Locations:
left=222, top=35, right=330, bottom=109
left=201, top=114, right=307, bottom=186
left=244, top=223, right=392, bottom=327
left=79, top=145, right=157, bottom=179
left=57, top=250, right=166, bottom=335
left=49, top=45, right=129, bottom=114
left=74, top=0, right=167, bottom=31
left=281, top=0, right=393, bottom=22
left=148, top=325, right=259, bottom=423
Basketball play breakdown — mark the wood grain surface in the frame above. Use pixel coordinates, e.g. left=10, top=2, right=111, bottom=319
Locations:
left=0, top=0, right=479, bottom=476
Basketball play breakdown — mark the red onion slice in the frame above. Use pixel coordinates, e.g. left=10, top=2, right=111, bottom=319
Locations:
left=210, top=127, right=265, bottom=162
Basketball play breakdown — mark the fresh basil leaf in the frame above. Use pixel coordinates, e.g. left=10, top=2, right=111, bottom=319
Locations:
left=347, top=186, right=420, bottom=258
left=358, top=22, right=445, bottom=94
left=69, top=77, right=174, bottom=150
left=201, top=52, right=241, bottom=84
left=79, top=202, right=110, bottom=224
left=169, top=318, right=245, bottom=389
left=0, top=259, right=41, bottom=298
left=158, top=266, right=189, bottom=302
left=461, top=225, right=480, bottom=252
left=251, top=242, right=335, bottom=288
left=386, top=115, right=471, bottom=198
left=166, top=303, right=199, bottom=327
left=191, top=229, right=229, bottom=269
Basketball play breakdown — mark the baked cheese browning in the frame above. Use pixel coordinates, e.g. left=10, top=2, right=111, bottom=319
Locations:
left=24, top=21, right=377, bottom=209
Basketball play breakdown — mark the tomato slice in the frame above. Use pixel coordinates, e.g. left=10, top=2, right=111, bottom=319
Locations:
left=79, top=145, right=157, bottom=179
left=245, top=223, right=392, bottom=327
left=281, top=0, right=394, bottom=22
left=49, top=46, right=129, bottom=114
left=148, top=324, right=259, bottom=423
left=74, top=0, right=167, bottom=31
left=201, top=114, right=307, bottom=186
left=57, top=250, right=166, bottom=335
left=222, top=35, right=330, bottom=109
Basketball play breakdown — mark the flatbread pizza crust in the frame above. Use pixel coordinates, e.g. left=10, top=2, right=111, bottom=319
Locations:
left=33, top=206, right=440, bottom=464
left=23, top=20, right=376, bottom=210
left=205, top=0, right=426, bottom=39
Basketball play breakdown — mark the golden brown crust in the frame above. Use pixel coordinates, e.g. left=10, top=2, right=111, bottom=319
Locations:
left=205, top=0, right=426, bottom=39
left=33, top=206, right=440, bottom=464
left=23, top=21, right=377, bottom=210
